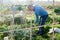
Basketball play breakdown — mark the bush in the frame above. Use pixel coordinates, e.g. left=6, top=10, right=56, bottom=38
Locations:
left=16, top=5, right=22, bottom=11
left=54, top=7, right=60, bottom=14
left=0, top=24, right=9, bottom=40
left=47, top=5, right=53, bottom=9
left=14, top=29, right=30, bottom=40
left=14, top=16, right=26, bottom=25
left=55, top=16, right=60, bottom=24
left=46, top=16, right=53, bottom=24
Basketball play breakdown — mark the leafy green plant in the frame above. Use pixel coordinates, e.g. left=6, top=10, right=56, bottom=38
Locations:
left=47, top=5, right=53, bottom=9
left=14, top=16, right=25, bottom=25
left=55, top=16, right=60, bottom=24
left=14, top=29, right=30, bottom=40
left=46, top=16, right=53, bottom=24
left=54, top=7, right=60, bottom=14
left=0, top=24, right=8, bottom=32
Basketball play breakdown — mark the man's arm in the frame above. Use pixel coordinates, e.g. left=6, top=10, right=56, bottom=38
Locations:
left=34, top=12, right=39, bottom=23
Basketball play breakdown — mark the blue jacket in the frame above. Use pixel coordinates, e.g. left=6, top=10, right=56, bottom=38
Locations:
left=34, top=5, right=48, bottom=23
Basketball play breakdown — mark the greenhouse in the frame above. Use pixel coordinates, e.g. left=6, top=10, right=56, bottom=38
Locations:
left=0, top=0, right=60, bottom=40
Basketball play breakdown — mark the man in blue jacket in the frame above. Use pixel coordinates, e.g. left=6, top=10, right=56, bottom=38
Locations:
left=28, top=5, right=48, bottom=35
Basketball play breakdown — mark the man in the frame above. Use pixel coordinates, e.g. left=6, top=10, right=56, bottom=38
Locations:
left=28, top=5, right=48, bottom=35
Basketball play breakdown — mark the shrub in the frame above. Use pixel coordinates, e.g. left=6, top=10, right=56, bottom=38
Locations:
left=14, top=29, right=30, bottom=40
left=54, top=7, right=60, bottom=14
left=55, top=16, right=60, bottom=24
left=46, top=16, right=53, bottom=24
left=11, top=5, right=22, bottom=11
left=47, top=5, right=53, bottom=9
left=14, top=16, right=26, bottom=25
